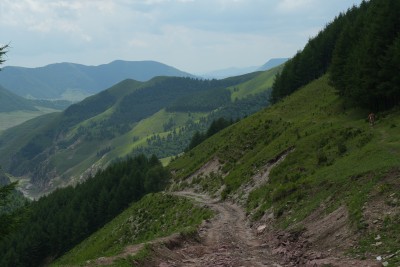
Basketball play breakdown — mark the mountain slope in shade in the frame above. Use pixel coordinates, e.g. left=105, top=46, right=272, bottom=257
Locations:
left=0, top=60, right=195, bottom=100
left=0, top=85, right=38, bottom=112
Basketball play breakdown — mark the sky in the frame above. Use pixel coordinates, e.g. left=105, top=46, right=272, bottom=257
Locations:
left=0, top=0, right=363, bottom=74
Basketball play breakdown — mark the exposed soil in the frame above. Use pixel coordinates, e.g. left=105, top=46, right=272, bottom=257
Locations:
left=185, top=157, right=223, bottom=184
left=237, top=147, right=294, bottom=205
left=89, top=159, right=399, bottom=267
left=153, top=191, right=282, bottom=267
left=92, top=190, right=383, bottom=267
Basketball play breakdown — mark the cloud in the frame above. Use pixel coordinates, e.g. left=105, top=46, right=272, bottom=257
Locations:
left=1, top=0, right=364, bottom=72
left=277, top=0, right=316, bottom=12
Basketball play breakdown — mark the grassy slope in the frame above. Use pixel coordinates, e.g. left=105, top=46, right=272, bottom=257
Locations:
left=229, top=65, right=282, bottom=100
left=53, top=193, right=213, bottom=266
left=0, top=107, right=59, bottom=133
left=56, top=109, right=206, bottom=183
left=0, top=112, right=61, bottom=169
left=170, top=75, right=400, bottom=263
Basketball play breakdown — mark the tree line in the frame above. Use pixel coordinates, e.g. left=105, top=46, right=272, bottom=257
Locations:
left=0, top=155, right=169, bottom=267
left=271, top=0, right=400, bottom=111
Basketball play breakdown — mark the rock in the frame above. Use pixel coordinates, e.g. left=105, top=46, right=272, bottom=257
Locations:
left=374, top=242, right=383, bottom=246
left=375, top=235, right=381, bottom=240
left=257, top=224, right=267, bottom=234
left=376, top=256, right=382, bottom=261
left=382, top=262, right=389, bottom=267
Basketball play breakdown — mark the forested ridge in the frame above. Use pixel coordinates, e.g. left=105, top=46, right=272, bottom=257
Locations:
left=0, top=155, right=169, bottom=267
left=0, top=70, right=271, bottom=192
left=271, top=0, right=400, bottom=111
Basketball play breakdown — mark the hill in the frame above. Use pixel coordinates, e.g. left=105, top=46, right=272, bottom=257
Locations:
left=271, top=0, right=400, bottom=111
left=0, top=60, right=194, bottom=100
left=0, top=70, right=276, bottom=197
left=20, top=75, right=399, bottom=266
left=0, top=85, right=72, bottom=132
left=0, top=85, right=37, bottom=112
left=169, top=75, right=400, bottom=266
left=1, top=0, right=399, bottom=265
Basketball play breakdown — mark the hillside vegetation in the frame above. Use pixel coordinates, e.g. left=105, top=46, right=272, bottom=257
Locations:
left=0, top=155, right=170, bottom=267
left=170, top=75, right=400, bottom=264
left=272, top=0, right=400, bottom=111
left=168, top=3, right=400, bottom=263
left=0, top=69, right=278, bottom=197
left=53, top=193, right=212, bottom=266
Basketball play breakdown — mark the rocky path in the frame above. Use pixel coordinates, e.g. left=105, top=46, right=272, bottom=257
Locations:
left=158, top=191, right=282, bottom=267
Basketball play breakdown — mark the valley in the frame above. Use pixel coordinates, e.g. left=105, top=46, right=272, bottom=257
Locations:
left=0, top=67, right=280, bottom=198
left=0, top=0, right=399, bottom=266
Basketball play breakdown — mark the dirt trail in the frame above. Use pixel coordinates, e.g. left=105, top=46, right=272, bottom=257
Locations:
left=157, top=191, right=282, bottom=267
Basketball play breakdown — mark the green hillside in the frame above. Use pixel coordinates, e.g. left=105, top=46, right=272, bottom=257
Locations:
left=53, top=193, right=212, bottom=266
left=229, top=65, right=282, bottom=100
left=0, top=85, right=37, bottom=112
left=0, top=108, right=58, bottom=133
left=271, top=0, right=400, bottom=111
left=0, top=71, right=276, bottom=197
left=0, top=85, right=71, bottom=133
left=170, top=75, right=400, bottom=264
left=0, top=155, right=171, bottom=266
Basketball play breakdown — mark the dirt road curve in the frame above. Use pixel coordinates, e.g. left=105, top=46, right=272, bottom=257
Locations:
left=161, top=191, right=282, bottom=267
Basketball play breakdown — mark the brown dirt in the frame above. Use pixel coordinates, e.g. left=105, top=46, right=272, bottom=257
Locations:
left=153, top=191, right=282, bottom=267
left=258, top=206, right=381, bottom=267
left=88, top=166, right=400, bottom=267
left=362, top=168, right=400, bottom=232
left=237, top=147, right=294, bottom=205
left=185, top=157, right=223, bottom=184
left=90, top=190, right=383, bottom=267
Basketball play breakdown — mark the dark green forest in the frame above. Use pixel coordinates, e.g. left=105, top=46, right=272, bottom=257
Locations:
left=0, top=155, right=169, bottom=267
left=271, top=0, right=400, bottom=111
left=166, top=87, right=231, bottom=112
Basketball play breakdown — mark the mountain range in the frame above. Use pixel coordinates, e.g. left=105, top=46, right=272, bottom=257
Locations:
left=0, top=66, right=281, bottom=198
left=0, top=60, right=194, bottom=101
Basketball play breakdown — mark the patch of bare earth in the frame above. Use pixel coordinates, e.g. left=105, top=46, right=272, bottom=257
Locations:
left=255, top=204, right=380, bottom=267
left=185, top=157, right=224, bottom=184
left=252, top=169, right=400, bottom=267
left=362, top=168, right=400, bottom=231
left=237, top=147, right=294, bottom=205
left=153, top=192, right=282, bottom=267
left=86, top=234, right=183, bottom=266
